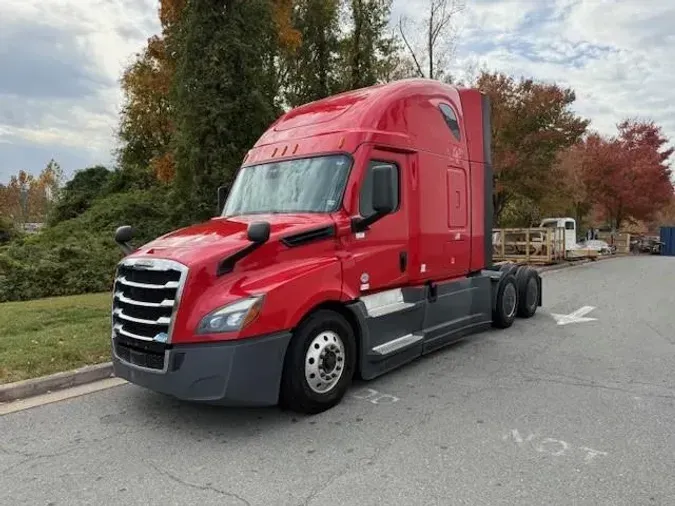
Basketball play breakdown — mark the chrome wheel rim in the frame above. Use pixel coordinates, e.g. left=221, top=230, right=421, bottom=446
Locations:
left=305, top=331, right=345, bottom=394
left=503, top=283, right=517, bottom=318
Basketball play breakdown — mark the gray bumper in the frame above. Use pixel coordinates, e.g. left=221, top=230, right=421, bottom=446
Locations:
left=112, top=332, right=293, bottom=407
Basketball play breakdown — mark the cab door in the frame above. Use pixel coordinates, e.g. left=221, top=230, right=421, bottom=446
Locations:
left=342, top=150, right=410, bottom=294
left=341, top=149, right=426, bottom=370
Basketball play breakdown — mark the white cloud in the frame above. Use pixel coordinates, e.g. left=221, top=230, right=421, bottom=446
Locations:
left=0, top=0, right=159, bottom=180
left=0, top=0, right=673, bottom=182
left=444, top=0, right=675, bottom=145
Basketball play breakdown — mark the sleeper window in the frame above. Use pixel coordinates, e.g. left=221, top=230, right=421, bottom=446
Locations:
left=439, top=103, right=461, bottom=141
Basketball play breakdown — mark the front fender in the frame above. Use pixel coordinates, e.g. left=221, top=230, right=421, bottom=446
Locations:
left=237, top=255, right=347, bottom=338
left=176, top=256, right=346, bottom=343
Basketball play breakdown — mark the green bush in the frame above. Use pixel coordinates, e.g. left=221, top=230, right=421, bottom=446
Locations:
left=0, top=188, right=179, bottom=302
left=77, top=187, right=177, bottom=245
left=0, top=217, right=19, bottom=244
left=0, top=230, right=119, bottom=302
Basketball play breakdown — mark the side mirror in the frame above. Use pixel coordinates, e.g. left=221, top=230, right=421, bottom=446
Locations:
left=351, top=164, right=396, bottom=233
left=371, top=165, right=395, bottom=214
left=247, top=221, right=270, bottom=244
left=217, top=186, right=228, bottom=215
left=114, top=225, right=135, bottom=256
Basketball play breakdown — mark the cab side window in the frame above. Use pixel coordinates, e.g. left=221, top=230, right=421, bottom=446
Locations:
left=439, top=103, right=461, bottom=141
left=359, top=161, right=400, bottom=218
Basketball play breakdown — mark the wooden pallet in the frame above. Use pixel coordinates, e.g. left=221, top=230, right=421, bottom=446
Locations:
left=492, top=227, right=566, bottom=264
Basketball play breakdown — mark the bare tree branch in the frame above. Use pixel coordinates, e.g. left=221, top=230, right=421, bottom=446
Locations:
left=397, top=0, right=465, bottom=81
left=398, top=16, right=425, bottom=78
left=428, top=1, right=434, bottom=78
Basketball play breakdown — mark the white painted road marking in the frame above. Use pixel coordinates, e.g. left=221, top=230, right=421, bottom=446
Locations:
left=580, top=446, right=609, bottom=463
left=536, top=437, right=569, bottom=456
left=503, top=429, right=607, bottom=463
left=504, top=429, right=536, bottom=444
left=551, top=306, right=598, bottom=325
left=0, top=377, right=127, bottom=416
left=352, top=388, right=400, bottom=405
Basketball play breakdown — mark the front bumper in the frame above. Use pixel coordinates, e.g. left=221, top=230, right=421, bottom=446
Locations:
left=112, top=331, right=293, bottom=407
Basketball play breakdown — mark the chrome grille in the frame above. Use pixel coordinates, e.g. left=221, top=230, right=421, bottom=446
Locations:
left=111, top=258, right=188, bottom=346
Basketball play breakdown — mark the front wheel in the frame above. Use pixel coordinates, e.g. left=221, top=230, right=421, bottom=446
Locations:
left=279, top=310, right=356, bottom=415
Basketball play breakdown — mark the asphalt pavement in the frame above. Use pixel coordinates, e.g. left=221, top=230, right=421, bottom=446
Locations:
left=2, top=255, right=675, bottom=505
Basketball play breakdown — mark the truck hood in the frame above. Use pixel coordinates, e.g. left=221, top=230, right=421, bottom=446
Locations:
left=131, top=213, right=336, bottom=268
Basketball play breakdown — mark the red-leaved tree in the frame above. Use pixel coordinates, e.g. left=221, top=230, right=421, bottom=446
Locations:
left=475, top=71, right=589, bottom=225
left=582, top=120, right=674, bottom=229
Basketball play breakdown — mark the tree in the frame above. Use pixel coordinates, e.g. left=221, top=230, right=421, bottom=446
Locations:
left=117, top=0, right=298, bottom=184
left=583, top=120, right=674, bottom=230
left=117, top=0, right=186, bottom=182
left=649, top=195, right=675, bottom=231
left=398, top=0, right=465, bottom=81
left=544, top=143, right=592, bottom=227
left=0, top=184, right=8, bottom=219
left=0, top=162, right=62, bottom=225
left=0, top=215, right=17, bottom=244
left=282, top=0, right=342, bottom=107
left=32, top=159, right=63, bottom=219
left=339, top=0, right=399, bottom=90
left=48, top=166, right=112, bottom=225
left=273, top=0, right=302, bottom=51
left=172, top=0, right=280, bottom=222
left=474, top=71, right=590, bottom=225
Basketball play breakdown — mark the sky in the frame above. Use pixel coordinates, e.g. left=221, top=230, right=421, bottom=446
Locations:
left=0, top=0, right=674, bottom=184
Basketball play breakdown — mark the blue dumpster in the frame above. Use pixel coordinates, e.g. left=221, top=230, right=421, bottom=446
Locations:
left=660, top=226, right=675, bottom=256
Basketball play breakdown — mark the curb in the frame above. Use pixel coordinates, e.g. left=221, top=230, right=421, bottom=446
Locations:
left=534, top=253, right=627, bottom=274
left=535, top=259, right=592, bottom=273
left=0, top=362, right=114, bottom=403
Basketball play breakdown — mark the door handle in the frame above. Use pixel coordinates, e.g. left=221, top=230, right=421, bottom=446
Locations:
left=399, top=251, right=408, bottom=272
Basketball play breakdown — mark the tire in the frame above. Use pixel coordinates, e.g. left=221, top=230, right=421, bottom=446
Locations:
left=515, top=267, right=540, bottom=318
left=499, top=263, right=518, bottom=277
left=279, top=309, right=357, bottom=415
left=491, top=273, right=518, bottom=329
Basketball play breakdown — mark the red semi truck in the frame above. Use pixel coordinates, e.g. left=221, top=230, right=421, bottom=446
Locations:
left=111, top=78, right=542, bottom=414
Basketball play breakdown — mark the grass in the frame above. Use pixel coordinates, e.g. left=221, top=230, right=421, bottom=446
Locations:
left=0, top=292, right=112, bottom=385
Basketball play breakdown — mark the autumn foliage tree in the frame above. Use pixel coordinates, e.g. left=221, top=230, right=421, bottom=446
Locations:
left=581, top=120, right=673, bottom=230
left=117, top=0, right=186, bottom=183
left=117, top=0, right=300, bottom=186
left=0, top=160, right=62, bottom=225
left=544, top=142, right=592, bottom=227
left=474, top=71, right=589, bottom=225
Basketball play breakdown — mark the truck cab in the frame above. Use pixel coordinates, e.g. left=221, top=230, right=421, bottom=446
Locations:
left=111, top=79, right=543, bottom=414
left=540, top=217, right=577, bottom=253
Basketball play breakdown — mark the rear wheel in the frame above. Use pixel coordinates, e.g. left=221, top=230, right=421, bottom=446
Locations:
left=499, top=263, right=518, bottom=277
left=516, top=267, right=540, bottom=318
left=279, top=310, right=356, bottom=415
left=492, top=273, right=518, bottom=329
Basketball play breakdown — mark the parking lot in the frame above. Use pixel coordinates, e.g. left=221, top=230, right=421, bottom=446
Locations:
left=1, top=255, right=674, bottom=505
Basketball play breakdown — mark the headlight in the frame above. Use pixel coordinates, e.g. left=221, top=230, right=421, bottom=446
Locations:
left=197, top=296, right=264, bottom=334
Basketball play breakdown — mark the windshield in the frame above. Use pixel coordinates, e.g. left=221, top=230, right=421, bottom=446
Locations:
left=222, top=155, right=352, bottom=217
